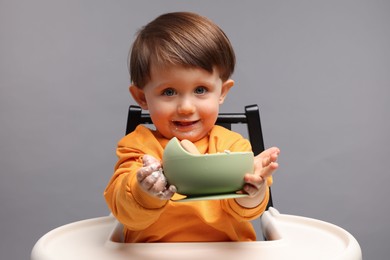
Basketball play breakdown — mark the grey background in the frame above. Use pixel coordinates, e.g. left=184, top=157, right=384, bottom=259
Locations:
left=1, top=0, right=389, bottom=259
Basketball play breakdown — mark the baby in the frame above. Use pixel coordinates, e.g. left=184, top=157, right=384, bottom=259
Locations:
left=104, top=12, right=280, bottom=243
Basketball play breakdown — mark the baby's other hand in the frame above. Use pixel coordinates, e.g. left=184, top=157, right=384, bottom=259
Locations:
left=137, top=155, right=177, bottom=200
left=243, top=147, right=280, bottom=197
left=236, top=147, right=280, bottom=208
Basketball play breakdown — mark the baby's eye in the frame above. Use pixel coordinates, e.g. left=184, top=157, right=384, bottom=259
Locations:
left=194, top=86, right=207, bottom=95
left=162, top=88, right=176, bottom=96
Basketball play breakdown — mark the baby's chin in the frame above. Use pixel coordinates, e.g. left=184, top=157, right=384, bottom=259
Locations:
left=162, top=130, right=207, bottom=143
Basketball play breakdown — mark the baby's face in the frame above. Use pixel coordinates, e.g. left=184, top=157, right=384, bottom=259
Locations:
left=134, top=65, right=233, bottom=142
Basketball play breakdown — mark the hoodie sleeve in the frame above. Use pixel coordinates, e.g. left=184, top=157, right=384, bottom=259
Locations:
left=103, top=126, right=168, bottom=230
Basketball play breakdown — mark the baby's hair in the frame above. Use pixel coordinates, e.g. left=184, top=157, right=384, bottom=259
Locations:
left=128, top=12, right=236, bottom=88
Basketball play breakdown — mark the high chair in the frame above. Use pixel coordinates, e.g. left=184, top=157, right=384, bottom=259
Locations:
left=31, top=105, right=362, bottom=260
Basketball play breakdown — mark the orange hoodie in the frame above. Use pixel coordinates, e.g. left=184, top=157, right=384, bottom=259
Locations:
left=104, top=125, right=271, bottom=242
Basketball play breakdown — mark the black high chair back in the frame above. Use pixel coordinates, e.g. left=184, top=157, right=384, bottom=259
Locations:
left=125, top=104, right=273, bottom=209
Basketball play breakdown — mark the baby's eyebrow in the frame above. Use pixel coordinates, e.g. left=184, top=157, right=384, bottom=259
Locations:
left=153, top=83, right=174, bottom=91
left=194, top=79, right=217, bottom=86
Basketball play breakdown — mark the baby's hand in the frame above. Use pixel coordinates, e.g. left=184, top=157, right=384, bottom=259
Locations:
left=236, top=147, right=280, bottom=208
left=136, top=155, right=177, bottom=200
left=243, top=147, right=280, bottom=197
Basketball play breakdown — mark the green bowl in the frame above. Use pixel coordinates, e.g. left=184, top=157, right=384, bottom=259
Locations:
left=162, top=137, right=254, bottom=196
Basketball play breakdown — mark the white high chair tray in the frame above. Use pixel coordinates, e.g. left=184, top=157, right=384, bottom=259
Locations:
left=31, top=207, right=362, bottom=260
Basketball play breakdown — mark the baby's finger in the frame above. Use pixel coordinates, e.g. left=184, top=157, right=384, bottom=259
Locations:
left=142, top=154, right=160, bottom=166
left=151, top=172, right=167, bottom=192
left=242, top=183, right=259, bottom=197
left=244, top=173, right=266, bottom=188
left=260, top=161, right=279, bottom=180
left=262, top=152, right=279, bottom=167
left=139, top=174, right=158, bottom=190
left=137, top=163, right=161, bottom=182
left=261, top=147, right=280, bottom=158
left=157, top=185, right=177, bottom=200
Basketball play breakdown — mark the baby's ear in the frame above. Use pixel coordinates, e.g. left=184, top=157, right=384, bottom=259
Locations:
left=219, top=79, right=234, bottom=104
left=129, top=85, right=148, bottom=109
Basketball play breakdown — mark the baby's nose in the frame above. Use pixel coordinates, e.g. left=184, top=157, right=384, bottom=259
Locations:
left=177, top=98, right=195, bottom=114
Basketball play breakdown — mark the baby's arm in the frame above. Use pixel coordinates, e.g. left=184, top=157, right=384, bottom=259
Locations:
left=137, top=155, right=177, bottom=200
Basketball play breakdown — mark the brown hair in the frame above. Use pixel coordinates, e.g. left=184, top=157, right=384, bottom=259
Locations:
left=128, top=12, right=236, bottom=88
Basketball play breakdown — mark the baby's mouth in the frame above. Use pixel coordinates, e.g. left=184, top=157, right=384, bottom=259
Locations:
left=173, top=120, right=199, bottom=127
